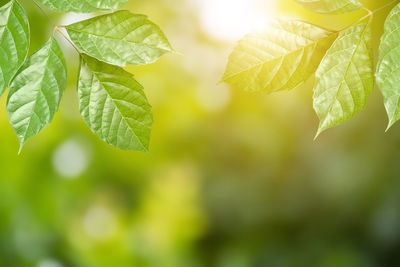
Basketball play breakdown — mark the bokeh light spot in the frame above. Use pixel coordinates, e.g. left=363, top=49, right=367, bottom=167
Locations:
left=52, top=138, right=90, bottom=179
left=83, top=205, right=117, bottom=240
left=37, top=259, right=63, bottom=267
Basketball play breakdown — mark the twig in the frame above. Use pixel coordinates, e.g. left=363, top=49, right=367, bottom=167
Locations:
left=374, top=0, right=399, bottom=13
left=339, top=0, right=399, bottom=32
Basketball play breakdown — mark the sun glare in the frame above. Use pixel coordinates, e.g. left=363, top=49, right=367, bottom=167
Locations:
left=195, top=0, right=277, bottom=41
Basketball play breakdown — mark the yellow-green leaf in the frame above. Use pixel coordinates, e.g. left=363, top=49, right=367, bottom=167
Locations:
left=221, top=20, right=338, bottom=93
left=7, top=37, right=67, bottom=151
left=78, top=54, right=152, bottom=151
left=376, top=3, right=400, bottom=130
left=66, top=11, right=173, bottom=67
left=313, top=23, right=374, bottom=137
left=36, top=0, right=128, bottom=13
left=0, top=0, right=29, bottom=95
left=294, top=0, right=363, bottom=14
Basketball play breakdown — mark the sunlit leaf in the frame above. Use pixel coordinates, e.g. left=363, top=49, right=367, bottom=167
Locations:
left=294, top=0, right=363, bottom=14
left=313, top=23, right=374, bottom=136
left=78, top=54, right=152, bottom=151
left=221, top=20, right=338, bottom=93
left=66, top=11, right=173, bottom=67
left=0, top=0, right=29, bottom=96
left=36, top=0, right=128, bottom=13
left=376, top=3, right=400, bottom=130
left=7, top=37, right=67, bottom=151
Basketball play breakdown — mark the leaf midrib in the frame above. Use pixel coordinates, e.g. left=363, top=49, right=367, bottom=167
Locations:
left=297, top=0, right=361, bottom=13
left=222, top=32, right=337, bottom=82
left=41, top=0, right=115, bottom=12
left=67, top=28, right=171, bottom=52
left=85, top=61, right=147, bottom=151
left=319, top=24, right=370, bottom=127
left=20, top=43, right=55, bottom=143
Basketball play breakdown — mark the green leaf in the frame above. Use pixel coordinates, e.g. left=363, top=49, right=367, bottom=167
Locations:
left=376, top=3, right=400, bottom=130
left=313, top=23, right=374, bottom=137
left=78, top=54, right=152, bottom=151
left=221, top=20, right=338, bottom=93
left=7, top=37, right=67, bottom=151
left=36, top=0, right=128, bottom=13
left=0, top=0, right=29, bottom=96
left=294, top=0, right=363, bottom=14
left=66, top=11, right=173, bottom=67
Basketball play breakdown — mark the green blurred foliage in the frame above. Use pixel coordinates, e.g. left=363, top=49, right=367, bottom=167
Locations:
left=0, top=0, right=400, bottom=266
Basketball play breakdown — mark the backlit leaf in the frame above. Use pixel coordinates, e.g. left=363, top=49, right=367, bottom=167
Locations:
left=221, top=20, right=338, bottom=93
left=36, top=0, right=128, bottom=13
left=0, top=0, right=29, bottom=96
left=66, top=11, right=173, bottom=67
left=294, top=0, right=363, bottom=14
left=313, top=23, right=374, bottom=136
left=78, top=54, right=152, bottom=151
left=376, top=3, right=400, bottom=129
left=7, top=37, right=67, bottom=151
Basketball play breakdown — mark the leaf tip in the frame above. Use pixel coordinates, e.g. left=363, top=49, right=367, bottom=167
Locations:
left=314, top=126, right=326, bottom=140
left=172, top=50, right=184, bottom=56
left=314, top=132, right=321, bottom=141
left=386, top=119, right=397, bottom=132
left=134, top=145, right=150, bottom=154
left=218, top=72, right=230, bottom=85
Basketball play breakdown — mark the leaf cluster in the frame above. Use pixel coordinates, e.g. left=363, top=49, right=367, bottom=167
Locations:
left=222, top=0, right=400, bottom=137
left=0, top=0, right=173, bottom=152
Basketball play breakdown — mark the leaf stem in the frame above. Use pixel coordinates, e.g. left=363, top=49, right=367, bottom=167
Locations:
left=54, top=26, right=81, bottom=54
left=338, top=13, right=371, bottom=32
left=30, top=0, right=55, bottom=27
left=29, top=1, right=81, bottom=55
left=339, top=0, right=399, bottom=32
left=374, top=0, right=399, bottom=13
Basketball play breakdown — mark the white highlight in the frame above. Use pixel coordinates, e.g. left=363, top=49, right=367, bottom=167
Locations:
left=59, top=13, right=94, bottom=26
left=195, top=0, right=276, bottom=41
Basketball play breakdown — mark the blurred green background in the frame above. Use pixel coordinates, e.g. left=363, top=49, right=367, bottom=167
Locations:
left=0, top=0, right=400, bottom=266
